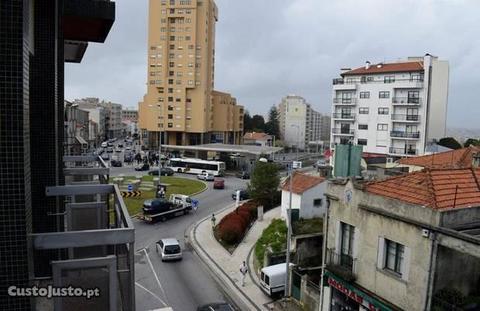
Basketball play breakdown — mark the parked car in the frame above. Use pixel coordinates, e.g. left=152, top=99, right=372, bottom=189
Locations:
left=117, top=143, right=123, bottom=148
left=125, top=146, right=132, bottom=151
left=148, top=167, right=174, bottom=176
left=232, top=189, right=249, bottom=201
left=106, top=147, right=114, bottom=153
left=236, top=171, right=250, bottom=179
left=101, top=142, right=108, bottom=148
left=135, top=163, right=150, bottom=171
left=110, top=159, right=122, bottom=167
left=107, top=142, right=113, bottom=147
left=101, top=153, right=109, bottom=161
left=313, top=159, right=327, bottom=168
left=197, top=302, right=235, bottom=311
left=115, top=147, right=122, bottom=153
left=156, top=238, right=182, bottom=261
left=197, top=172, right=215, bottom=181
left=213, top=178, right=225, bottom=189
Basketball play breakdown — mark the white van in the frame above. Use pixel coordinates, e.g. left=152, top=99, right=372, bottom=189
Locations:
left=260, top=263, right=293, bottom=297
left=170, top=194, right=192, bottom=210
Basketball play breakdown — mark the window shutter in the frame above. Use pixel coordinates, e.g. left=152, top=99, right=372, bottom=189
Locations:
left=353, top=227, right=359, bottom=259
left=334, top=221, right=341, bottom=251
left=377, top=237, right=385, bottom=269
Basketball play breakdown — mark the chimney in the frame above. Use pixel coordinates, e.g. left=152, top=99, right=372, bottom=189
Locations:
left=472, top=152, right=480, bottom=168
left=365, top=61, right=371, bottom=70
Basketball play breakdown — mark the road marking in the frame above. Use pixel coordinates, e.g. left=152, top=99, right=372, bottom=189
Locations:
left=143, top=248, right=169, bottom=304
left=135, top=282, right=167, bottom=306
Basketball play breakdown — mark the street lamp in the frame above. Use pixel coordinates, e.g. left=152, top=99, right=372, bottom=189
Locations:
left=148, top=104, right=163, bottom=185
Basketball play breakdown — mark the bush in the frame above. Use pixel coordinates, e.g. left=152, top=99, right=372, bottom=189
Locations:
left=254, top=219, right=287, bottom=266
left=216, top=201, right=259, bottom=245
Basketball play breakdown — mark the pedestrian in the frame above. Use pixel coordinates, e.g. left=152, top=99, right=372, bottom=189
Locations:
left=192, top=199, right=198, bottom=212
left=211, top=213, right=216, bottom=228
left=239, top=261, right=248, bottom=287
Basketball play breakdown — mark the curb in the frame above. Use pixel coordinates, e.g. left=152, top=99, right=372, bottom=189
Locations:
left=186, top=204, right=262, bottom=311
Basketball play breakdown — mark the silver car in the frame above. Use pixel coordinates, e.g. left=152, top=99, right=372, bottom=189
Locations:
left=156, top=238, right=182, bottom=261
left=197, top=172, right=215, bottom=181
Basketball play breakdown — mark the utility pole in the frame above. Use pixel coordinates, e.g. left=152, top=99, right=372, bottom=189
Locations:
left=284, top=164, right=293, bottom=299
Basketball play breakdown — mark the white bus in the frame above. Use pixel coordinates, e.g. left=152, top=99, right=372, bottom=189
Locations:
left=167, top=158, right=226, bottom=176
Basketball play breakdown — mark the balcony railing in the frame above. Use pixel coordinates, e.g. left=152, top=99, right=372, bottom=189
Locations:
left=392, top=97, right=422, bottom=105
left=332, top=113, right=355, bottom=120
left=325, top=248, right=357, bottom=282
left=389, top=147, right=418, bottom=155
left=390, top=131, right=420, bottom=139
left=332, top=128, right=355, bottom=135
left=391, top=114, right=420, bottom=122
left=333, top=98, right=357, bottom=104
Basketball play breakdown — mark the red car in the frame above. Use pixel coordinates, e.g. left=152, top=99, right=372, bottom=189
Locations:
left=213, top=178, right=225, bottom=189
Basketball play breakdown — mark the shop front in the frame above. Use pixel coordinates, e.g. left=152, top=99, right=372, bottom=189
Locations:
left=325, top=271, right=399, bottom=311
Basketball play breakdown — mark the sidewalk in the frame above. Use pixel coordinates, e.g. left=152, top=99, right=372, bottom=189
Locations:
left=189, top=203, right=282, bottom=311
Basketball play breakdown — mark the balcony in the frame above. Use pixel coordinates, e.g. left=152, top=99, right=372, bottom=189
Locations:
left=332, top=128, right=355, bottom=136
left=392, top=79, right=424, bottom=89
left=333, top=98, right=357, bottom=105
left=390, top=131, right=420, bottom=139
left=332, top=78, right=357, bottom=90
left=392, top=97, right=422, bottom=106
left=325, top=248, right=357, bottom=282
left=332, top=113, right=355, bottom=121
left=389, top=147, right=419, bottom=156
left=391, top=114, right=421, bottom=122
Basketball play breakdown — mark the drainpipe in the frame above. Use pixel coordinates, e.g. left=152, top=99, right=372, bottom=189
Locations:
left=319, top=197, right=330, bottom=311
left=424, top=231, right=438, bottom=311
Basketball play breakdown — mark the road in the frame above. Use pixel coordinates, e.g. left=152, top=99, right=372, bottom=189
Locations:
left=109, top=159, right=248, bottom=311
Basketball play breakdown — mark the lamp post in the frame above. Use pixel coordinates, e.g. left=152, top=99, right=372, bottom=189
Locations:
left=148, top=104, right=162, bottom=186
left=284, top=163, right=294, bottom=299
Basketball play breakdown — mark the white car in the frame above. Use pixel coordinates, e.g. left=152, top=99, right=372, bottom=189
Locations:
left=101, top=142, right=108, bottom=148
left=197, top=172, right=215, bottom=181
left=156, top=238, right=182, bottom=261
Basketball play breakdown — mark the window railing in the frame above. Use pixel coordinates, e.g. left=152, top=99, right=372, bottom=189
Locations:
left=389, top=147, right=418, bottom=155
left=392, top=97, right=422, bottom=105
left=391, top=114, right=420, bottom=122
left=390, top=131, right=420, bottom=138
left=332, top=128, right=355, bottom=135
left=332, top=113, right=355, bottom=120
left=333, top=98, right=357, bottom=104
left=334, top=77, right=424, bottom=85
left=325, top=248, right=357, bottom=282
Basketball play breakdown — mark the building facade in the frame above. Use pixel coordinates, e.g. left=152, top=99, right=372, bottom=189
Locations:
left=138, top=0, right=243, bottom=148
left=322, top=169, right=480, bottom=311
left=64, top=101, right=90, bottom=155
left=278, top=95, right=326, bottom=150
left=243, top=132, right=273, bottom=147
left=330, top=54, right=449, bottom=157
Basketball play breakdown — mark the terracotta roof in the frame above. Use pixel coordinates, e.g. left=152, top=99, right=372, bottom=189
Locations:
left=398, top=146, right=480, bottom=169
left=365, top=168, right=480, bottom=210
left=282, top=172, right=325, bottom=194
left=341, top=61, right=423, bottom=76
left=243, top=132, right=271, bottom=141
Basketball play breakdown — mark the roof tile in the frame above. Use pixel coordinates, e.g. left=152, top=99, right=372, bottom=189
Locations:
left=282, top=172, right=325, bottom=194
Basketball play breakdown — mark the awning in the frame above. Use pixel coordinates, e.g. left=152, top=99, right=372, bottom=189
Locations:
left=75, top=135, right=88, bottom=146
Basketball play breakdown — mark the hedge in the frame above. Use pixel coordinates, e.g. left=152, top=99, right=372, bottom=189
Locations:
left=216, top=201, right=259, bottom=245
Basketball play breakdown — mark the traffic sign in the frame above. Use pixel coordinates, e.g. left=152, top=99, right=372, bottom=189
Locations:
left=121, top=191, right=141, bottom=198
left=127, top=184, right=133, bottom=192
left=292, top=161, right=302, bottom=169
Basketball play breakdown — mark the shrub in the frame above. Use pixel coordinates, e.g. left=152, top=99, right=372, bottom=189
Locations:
left=216, top=201, right=259, bottom=246
left=254, top=219, right=287, bottom=266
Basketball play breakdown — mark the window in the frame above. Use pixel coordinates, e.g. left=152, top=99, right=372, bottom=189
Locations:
left=360, top=76, right=374, bottom=83
left=169, top=71, right=174, bottom=76
left=378, top=108, right=389, bottom=115
left=168, top=97, right=173, bottom=102
left=168, top=88, right=173, bottom=93
left=170, top=36, right=175, bottom=41
left=379, top=91, right=390, bottom=98
left=185, top=36, right=191, bottom=41
left=176, top=98, right=181, bottom=102
left=358, top=124, right=368, bottom=130
left=377, top=124, right=388, bottom=131
left=170, top=8, right=175, bottom=14
left=168, top=114, right=173, bottom=119
left=168, top=123, right=173, bottom=128
left=384, top=239, right=405, bottom=275
left=170, top=0, right=175, bottom=4
left=408, top=91, right=420, bottom=103
left=168, top=106, right=173, bottom=111
left=313, top=198, right=322, bottom=207
left=340, top=222, right=355, bottom=259
left=169, top=62, right=175, bottom=68
left=358, top=139, right=367, bottom=146
left=168, top=79, right=174, bottom=85
left=359, top=107, right=369, bottom=114
left=186, top=98, right=192, bottom=103
left=384, top=75, right=395, bottom=83
left=410, top=74, right=423, bottom=81
left=169, top=44, right=175, bottom=50
left=359, top=92, right=370, bottom=99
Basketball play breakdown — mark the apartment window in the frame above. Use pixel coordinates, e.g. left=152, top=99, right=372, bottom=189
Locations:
left=159, top=123, right=164, bottom=128
left=168, top=114, right=173, bottom=119
left=168, top=88, right=173, bottom=93
left=168, top=79, right=174, bottom=85
left=176, top=72, right=183, bottom=77
left=158, top=88, right=164, bottom=94
left=384, top=75, right=395, bottom=83
left=158, top=98, right=164, bottom=102
left=169, top=53, right=175, bottom=59
left=176, top=80, right=182, bottom=85
left=168, top=123, right=173, bottom=128
left=149, top=80, right=155, bottom=85
left=168, top=97, right=173, bottom=102
left=168, top=106, right=173, bottom=111
left=169, top=44, right=175, bottom=50
left=360, top=76, right=374, bottom=83
left=384, top=239, right=405, bottom=275
left=377, top=124, right=388, bottom=131
left=176, top=98, right=181, bottom=102
left=169, top=71, right=174, bottom=76
left=378, top=108, right=389, bottom=115
left=359, top=107, right=369, bottom=114
left=170, top=0, right=175, bottom=5
left=161, top=0, right=166, bottom=5
left=379, top=91, right=390, bottom=98
left=408, top=91, right=420, bottom=103
left=170, top=8, right=175, bottom=14
left=411, top=74, right=423, bottom=81
left=188, top=80, right=194, bottom=85
left=313, top=198, right=322, bottom=207
left=359, top=92, right=370, bottom=99
left=185, top=36, right=191, bottom=41
left=358, top=124, right=368, bottom=130
left=188, top=44, right=194, bottom=50
left=161, top=27, right=167, bottom=32
left=186, top=98, right=192, bottom=103
left=170, top=36, right=175, bottom=41
left=161, top=9, right=166, bottom=14
left=358, top=139, right=367, bottom=146
left=186, top=18, right=191, bottom=23
left=169, top=62, right=175, bottom=68
left=340, top=222, right=355, bottom=258
left=170, top=27, right=176, bottom=32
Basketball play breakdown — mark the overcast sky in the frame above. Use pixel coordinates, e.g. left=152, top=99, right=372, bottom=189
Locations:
left=65, top=0, right=480, bottom=129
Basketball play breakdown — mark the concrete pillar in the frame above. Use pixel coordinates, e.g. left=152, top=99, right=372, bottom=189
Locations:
left=257, top=205, right=264, bottom=221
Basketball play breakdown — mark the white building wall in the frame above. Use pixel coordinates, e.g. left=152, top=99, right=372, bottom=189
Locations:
left=426, top=56, right=449, bottom=141
left=280, top=182, right=326, bottom=220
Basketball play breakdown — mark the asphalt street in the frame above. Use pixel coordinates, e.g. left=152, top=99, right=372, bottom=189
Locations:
left=109, top=159, right=249, bottom=311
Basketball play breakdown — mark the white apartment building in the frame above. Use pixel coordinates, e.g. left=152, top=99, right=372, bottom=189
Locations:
left=278, top=95, right=328, bottom=150
left=330, top=54, right=449, bottom=156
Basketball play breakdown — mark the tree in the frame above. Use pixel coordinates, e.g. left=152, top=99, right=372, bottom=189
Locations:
left=243, top=110, right=253, bottom=132
left=464, top=138, right=480, bottom=148
left=264, top=106, right=280, bottom=138
left=248, top=161, right=280, bottom=209
left=438, top=137, right=462, bottom=150
left=251, top=114, right=266, bottom=132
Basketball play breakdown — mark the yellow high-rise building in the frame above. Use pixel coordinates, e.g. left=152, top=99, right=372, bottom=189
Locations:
left=138, top=0, right=244, bottom=147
